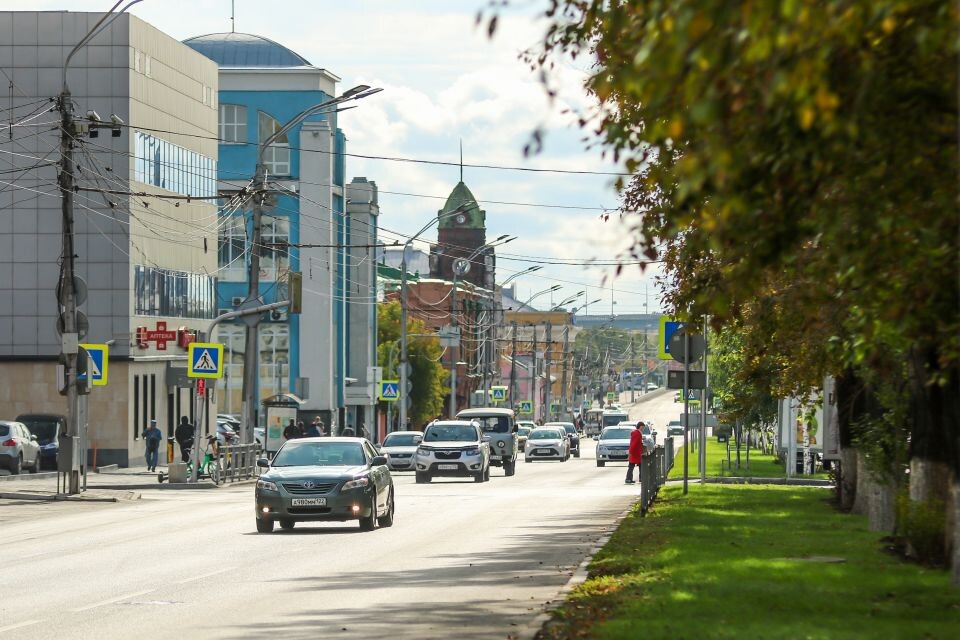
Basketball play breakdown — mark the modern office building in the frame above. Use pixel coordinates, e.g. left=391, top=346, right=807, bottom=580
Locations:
left=183, top=32, right=379, bottom=433
left=0, top=12, right=220, bottom=465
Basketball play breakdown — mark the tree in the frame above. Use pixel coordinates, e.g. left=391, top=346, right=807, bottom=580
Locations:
left=487, top=0, right=959, bottom=580
left=376, top=301, right=447, bottom=427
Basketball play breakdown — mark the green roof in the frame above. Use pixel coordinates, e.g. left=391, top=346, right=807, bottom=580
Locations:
left=439, top=181, right=485, bottom=229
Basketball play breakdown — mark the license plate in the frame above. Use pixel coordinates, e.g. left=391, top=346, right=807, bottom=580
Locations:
left=611, top=453, right=627, bottom=458
left=537, top=449, right=553, bottom=454
left=291, top=498, right=326, bottom=506
left=437, top=464, right=458, bottom=470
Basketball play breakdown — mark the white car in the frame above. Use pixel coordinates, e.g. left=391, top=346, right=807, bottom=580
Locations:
left=0, top=421, right=41, bottom=474
left=596, top=425, right=633, bottom=467
left=618, top=420, right=656, bottom=450
left=379, top=430, right=423, bottom=471
left=524, top=427, right=570, bottom=462
left=646, top=383, right=658, bottom=392
left=415, top=421, right=490, bottom=483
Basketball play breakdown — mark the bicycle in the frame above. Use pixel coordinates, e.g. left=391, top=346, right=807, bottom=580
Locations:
left=158, top=435, right=222, bottom=484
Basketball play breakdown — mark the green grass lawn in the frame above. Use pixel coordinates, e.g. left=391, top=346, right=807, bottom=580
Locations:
left=540, top=485, right=960, bottom=640
left=667, top=438, right=829, bottom=479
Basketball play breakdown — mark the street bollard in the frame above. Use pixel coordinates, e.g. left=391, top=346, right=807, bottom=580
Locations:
left=166, top=437, right=175, bottom=464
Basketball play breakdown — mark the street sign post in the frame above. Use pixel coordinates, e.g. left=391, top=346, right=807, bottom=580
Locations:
left=379, top=380, right=400, bottom=402
left=79, top=343, right=108, bottom=386
left=518, top=400, right=533, bottom=414
left=550, top=402, right=561, bottom=414
left=187, top=343, right=223, bottom=379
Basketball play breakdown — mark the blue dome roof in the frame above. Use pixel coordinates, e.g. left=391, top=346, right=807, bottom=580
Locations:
left=183, top=32, right=311, bottom=68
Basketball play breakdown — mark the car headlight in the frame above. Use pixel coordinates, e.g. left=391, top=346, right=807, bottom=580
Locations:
left=342, top=477, right=370, bottom=491
left=256, top=479, right=278, bottom=491
left=416, top=448, right=432, bottom=457
left=463, top=447, right=480, bottom=456
left=496, top=440, right=506, bottom=448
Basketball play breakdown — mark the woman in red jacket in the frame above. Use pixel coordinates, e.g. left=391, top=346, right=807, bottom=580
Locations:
left=625, top=421, right=644, bottom=484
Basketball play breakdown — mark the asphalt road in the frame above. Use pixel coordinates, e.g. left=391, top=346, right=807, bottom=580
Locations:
left=0, top=392, right=683, bottom=640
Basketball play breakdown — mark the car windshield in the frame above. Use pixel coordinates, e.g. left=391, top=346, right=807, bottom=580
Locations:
left=518, top=427, right=531, bottom=436
left=272, top=442, right=366, bottom=467
left=601, top=428, right=633, bottom=440
left=602, top=414, right=628, bottom=427
left=18, top=418, right=59, bottom=441
left=469, top=416, right=510, bottom=433
left=563, top=425, right=576, bottom=434
left=423, top=425, right=477, bottom=442
left=383, top=433, right=422, bottom=447
left=529, top=430, right=561, bottom=440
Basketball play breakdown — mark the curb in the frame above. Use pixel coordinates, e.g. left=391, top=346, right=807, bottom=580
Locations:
left=0, top=471, right=58, bottom=482
left=515, top=500, right=639, bottom=640
left=0, top=490, right=141, bottom=502
left=91, top=478, right=258, bottom=491
left=94, top=464, right=120, bottom=473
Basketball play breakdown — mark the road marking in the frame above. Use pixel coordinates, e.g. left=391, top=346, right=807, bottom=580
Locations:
left=176, top=567, right=232, bottom=584
left=71, top=589, right=154, bottom=612
left=0, top=620, right=40, bottom=634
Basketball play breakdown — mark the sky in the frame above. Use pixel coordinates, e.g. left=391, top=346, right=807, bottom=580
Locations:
left=6, top=0, right=662, bottom=315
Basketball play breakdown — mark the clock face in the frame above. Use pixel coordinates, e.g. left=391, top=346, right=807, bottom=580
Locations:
left=455, top=214, right=466, bottom=224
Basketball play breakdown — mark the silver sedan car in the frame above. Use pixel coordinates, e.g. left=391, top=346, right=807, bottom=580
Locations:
left=0, top=421, right=41, bottom=474
left=524, top=427, right=570, bottom=462
left=378, top=430, right=423, bottom=471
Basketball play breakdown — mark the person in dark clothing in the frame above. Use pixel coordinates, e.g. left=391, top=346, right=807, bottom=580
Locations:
left=304, top=418, right=322, bottom=438
left=142, top=419, right=163, bottom=471
left=296, top=421, right=306, bottom=437
left=174, top=416, right=194, bottom=463
left=341, top=428, right=355, bottom=437
left=283, top=419, right=300, bottom=441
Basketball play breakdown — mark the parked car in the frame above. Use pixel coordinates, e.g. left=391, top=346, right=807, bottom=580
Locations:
left=379, top=430, right=423, bottom=471
left=0, top=421, right=42, bottom=474
left=15, top=414, right=65, bottom=470
left=667, top=420, right=684, bottom=437
left=524, top=427, right=570, bottom=462
left=216, top=421, right=240, bottom=446
left=545, top=422, right=580, bottom=458
left=254, top=437, right=394, bottom=533
left=646, top=383, right=659, bottom=392
left=217, top=414, right=241, bottom=429
left=415, top=420, right=490, bottom=483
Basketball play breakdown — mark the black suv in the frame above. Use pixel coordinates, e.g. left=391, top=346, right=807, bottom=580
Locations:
left=545, top=422, right=580, bottom=458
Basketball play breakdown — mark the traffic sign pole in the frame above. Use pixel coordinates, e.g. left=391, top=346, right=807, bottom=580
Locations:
left=683, top=329, right=690, bottom=495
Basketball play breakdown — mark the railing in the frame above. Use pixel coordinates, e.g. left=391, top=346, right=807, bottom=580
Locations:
left=219, top=443, right=261, bottom=483
left=639, top=437, right=676, bottom=515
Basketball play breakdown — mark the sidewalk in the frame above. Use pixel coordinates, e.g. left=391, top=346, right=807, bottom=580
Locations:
left=536, top=484, right=960, bottom=639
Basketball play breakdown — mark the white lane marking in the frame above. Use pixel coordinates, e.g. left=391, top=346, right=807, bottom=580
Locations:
left=176, top=567, right=232, bottom=584
left=0, top=620, right=40, bottom=634
left=70, top=589, right=155, bottom=613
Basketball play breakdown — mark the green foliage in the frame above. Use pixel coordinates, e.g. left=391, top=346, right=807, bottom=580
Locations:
left=710, top=322, right=778, bottom=428
left=896, top=491, right=947, bottom=565
left=376, top=301, right=447, bottom=426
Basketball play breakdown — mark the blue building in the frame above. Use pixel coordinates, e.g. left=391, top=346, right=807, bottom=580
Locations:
left=184, top=32, right=380, bottom=433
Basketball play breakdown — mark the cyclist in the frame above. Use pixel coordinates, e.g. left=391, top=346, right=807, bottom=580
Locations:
left=175, top=416, right=194, bottom=463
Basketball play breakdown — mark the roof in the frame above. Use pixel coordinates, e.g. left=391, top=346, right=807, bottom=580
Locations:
left=183, top=32, right=311, bottom=68
left=439, top=181, right=485, bottom=229
left=456, top=408, right=515, bottom=417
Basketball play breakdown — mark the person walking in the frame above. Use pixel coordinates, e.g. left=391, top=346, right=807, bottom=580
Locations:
left=174, top=416, right=194, bottom=463
left=304, top=418, right=322, bottom=438
left=142, top=419, right=163, bottom=472
left=625, top=420, right=645, bottom=484
left=283, top=419, right=300, bottom=441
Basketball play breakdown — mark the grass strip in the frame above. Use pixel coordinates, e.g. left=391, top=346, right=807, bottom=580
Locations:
left=667, top=438, right=829, bottom=480
left=539, top=484, right=960, bottom=640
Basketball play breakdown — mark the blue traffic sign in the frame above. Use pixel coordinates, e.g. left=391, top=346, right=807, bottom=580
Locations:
left=491, top=386, right=507, bottom=402
left=188, top=343, right=223, bottom=379
left=80, top=343, right=108, bottom=386
left=659, top=317, right=686, bottom=359
left=379, top=380, right=400, bottom=402
left=518, top=400, right=533, bottom=414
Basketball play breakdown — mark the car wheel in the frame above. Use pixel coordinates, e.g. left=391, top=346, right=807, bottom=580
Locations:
left=359, top=495, right=378, bottom=531
left=378, top=489, right=395, bottom=527
left=503, top=460, right=516, bottom=476
left=415, top=471, right=431, bottom=484
left=474, top=470, right=484, bottom=483
left=525, top=457, right=532, bottom=463
left=483, top=465, right=490, bottom=482
left=279, top=519, right=295, bottom=530
left=596, top=460, right=605, bottom=468
left=256, top=518, right=274, bottom=533
left=574, top=450, right=580, bottom=458
left=10, top=454, right=21, bottom=475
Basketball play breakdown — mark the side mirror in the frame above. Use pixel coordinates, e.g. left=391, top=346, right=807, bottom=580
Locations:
left=371, top=455, right=388, bottom=467
left=256, top=458, right=270, bottom=468
left=30, top=434, right=38, bottom=442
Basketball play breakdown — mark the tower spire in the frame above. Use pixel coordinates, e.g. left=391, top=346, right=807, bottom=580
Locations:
left=459, top=138, right=463, bottom=183
left=230, top=0, right=235, bottom=32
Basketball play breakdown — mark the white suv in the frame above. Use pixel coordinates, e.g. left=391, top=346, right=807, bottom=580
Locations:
left=0, top=421, right=41, bottom=475
left=415, top=421, right=490, bottom=483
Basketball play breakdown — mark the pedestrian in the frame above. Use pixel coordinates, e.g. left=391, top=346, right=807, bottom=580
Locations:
left=342, top=427, right=355, bottom=437
left=304, top=418, right=322, bottom=438
left=174, top=416, right=194, bottom=463
left=296, top=420, right=306, bottom=437
left=142, top=419, right=163, bottom=472
left=283, top=419, right=300, bottom=441
left=319, top=419, right=329, bottom=436
left=359, top=422, right=369, bottom=440
left=625, top=420, right=645, bottom=484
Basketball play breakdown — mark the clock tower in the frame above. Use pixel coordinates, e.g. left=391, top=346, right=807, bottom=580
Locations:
left=430, top=181, right=491, bottom=288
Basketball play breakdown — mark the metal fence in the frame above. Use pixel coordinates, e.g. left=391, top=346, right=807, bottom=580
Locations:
left=639, top=437, right=676, bottom=515
left=219, top=443, right=261, bottom=483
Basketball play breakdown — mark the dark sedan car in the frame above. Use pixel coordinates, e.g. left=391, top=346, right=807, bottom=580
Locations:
left=255, top=438, right=394, bottom=533
left=16, top=414, right=66, bottom=469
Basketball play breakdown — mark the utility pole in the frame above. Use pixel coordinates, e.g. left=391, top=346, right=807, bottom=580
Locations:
left=531, top=325, right=538, bottom=421
left=701, top=316, right=708, bottom=483
left=449, top=276, right=458, bottom=418
left=240, top=163, right=266, bottom=445
left=543, top=321, right=553, bottom=422
left=509, top=321, right=518, bottom=410
left=629, top=335, right=636, bottom=403
left=560, top=325, right=570, bottom=419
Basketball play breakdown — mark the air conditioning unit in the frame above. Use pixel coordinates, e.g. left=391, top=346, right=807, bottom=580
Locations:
left=217, top=308, right=231, bottom=317
left=231, top=296, right=244, bottom=307
left=270, top=309, right=288, bottom=322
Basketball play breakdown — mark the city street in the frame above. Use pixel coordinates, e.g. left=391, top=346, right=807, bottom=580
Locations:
left=0, top=393, right=680, bottom=640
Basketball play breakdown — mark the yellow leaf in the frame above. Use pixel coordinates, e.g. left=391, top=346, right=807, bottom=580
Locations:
left=882, top=16, right=896, bottom=34
left=668, top=119, right=684, bottom=139
left=799, top=106, right=815, bottom=130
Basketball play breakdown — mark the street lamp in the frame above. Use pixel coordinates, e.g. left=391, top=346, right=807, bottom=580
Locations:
left=399, top=201, right=475, bottom=429
left=522, top=285, right=561, bottom=309
left=499, top=265, right=541, bottom=289
left=549, top=290, right=585, bottom=312
left=240, top=85, right=382, bottom=444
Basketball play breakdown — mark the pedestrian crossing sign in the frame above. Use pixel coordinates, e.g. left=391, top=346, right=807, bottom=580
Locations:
left=379, top=380, right=400, bottom=402
left=79, top=343, right=108, bottom=386
left=518, top=400, right=533, bottom=415
left=188, top=342, right=223, bottom=379
left=606, top=391, right=616, bottom=403
left=491, top=386, right=507, bottom=402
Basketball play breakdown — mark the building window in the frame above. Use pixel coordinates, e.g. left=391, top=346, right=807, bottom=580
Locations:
left=134, top=131, right=217, bottom=198
left=260, top=218, right=289, bottom=280
left=258, top=111, right=290, bottom=176
left=259, top=324, right=290, bottom=397
left=134, top=265, right=217, bottom=319
left=218, top=215, right=247, bottom=281
left=219, top=104, right=247, bottom=143
left=133, top=375, right=140, bottom=441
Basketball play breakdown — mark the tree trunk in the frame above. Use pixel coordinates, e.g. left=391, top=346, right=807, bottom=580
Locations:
left=952, top=474, right=960, bottom=586
left=853, top=450, right=895, bottom=531
left=839, top=445, right=858, bottom=511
